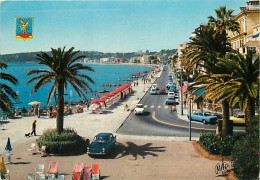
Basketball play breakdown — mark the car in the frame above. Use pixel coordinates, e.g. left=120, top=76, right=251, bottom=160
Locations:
left=150, top=88, right=158, bottom=95
left=168, top=92, right=175, bottom=97
left=169, top=86, right=176, bottom=92
left=134, top=104, right=145, bottom=115
left=187, top=110, right=218, bottom=124
left=152, top=84, right=159, bottom=90
left=158, top=88, right=167, bottom=94
left=230, top=113, right=245, bottom=125
left=165, top=97, right=176, bottom=105
left=166, top=83, right=174, bottom=89
left=174, top=92, right=179, bottom=98
left=87, top=133, right=116, bottom=156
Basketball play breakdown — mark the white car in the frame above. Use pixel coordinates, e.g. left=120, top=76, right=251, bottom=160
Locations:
left=168, top=92, right=175, bottom=97
left=134, top=104, right=145, bottom=115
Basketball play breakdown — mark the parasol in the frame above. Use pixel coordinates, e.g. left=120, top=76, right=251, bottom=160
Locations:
left=0, top=157, right=7, bottom=174
left=28, top=101, right=41, bottom=105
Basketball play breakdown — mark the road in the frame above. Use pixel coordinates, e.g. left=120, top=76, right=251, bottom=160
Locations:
left=117, top=65, right=245, bottom=137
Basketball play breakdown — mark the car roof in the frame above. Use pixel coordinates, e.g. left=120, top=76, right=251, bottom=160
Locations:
left=96, top=133, right=112, bottom=137
left=136, top=104, right=143, bottom=106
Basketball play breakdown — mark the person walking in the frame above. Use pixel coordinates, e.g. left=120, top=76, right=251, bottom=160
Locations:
left=124, top=104, right=128, bottom=111
left=31, top=120, right=37, bottom=136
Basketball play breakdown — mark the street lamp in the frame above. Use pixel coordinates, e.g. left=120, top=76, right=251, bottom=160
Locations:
left=180, top=69, right=183, bottom=115
left=189, top=94, right=193, bottom=141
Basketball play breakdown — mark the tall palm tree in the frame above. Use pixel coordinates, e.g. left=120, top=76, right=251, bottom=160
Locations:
left=208, top=6, right=239, bottom=35
left=205, top=51, right=259, bottom=131
left=26, top=47, right=95, bottom=132
left=0, top=62, right=18, bottom=114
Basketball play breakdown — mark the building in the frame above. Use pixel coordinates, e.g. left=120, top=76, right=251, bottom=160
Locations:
left=176, top=42, right=188, bottom=69
left=228, top=0, right=260, bottom=60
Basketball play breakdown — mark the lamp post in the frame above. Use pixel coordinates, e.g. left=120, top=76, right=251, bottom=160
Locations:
left=189, top=94, right=193, bottom=141
left=180, top=68, right=183, bottom=115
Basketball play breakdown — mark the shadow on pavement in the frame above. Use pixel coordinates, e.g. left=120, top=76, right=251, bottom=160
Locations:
left=92, top=141, right=166, bottom=160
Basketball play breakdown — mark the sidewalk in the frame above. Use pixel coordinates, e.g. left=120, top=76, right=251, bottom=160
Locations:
left=0, top=66, right=224, bottom=179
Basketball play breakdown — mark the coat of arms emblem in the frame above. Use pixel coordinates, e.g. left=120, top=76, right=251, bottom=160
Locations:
left=15, top=17, right=33, bottom=40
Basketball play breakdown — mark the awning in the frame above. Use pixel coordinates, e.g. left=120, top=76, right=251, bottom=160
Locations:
left=193, top=88, right=206, bottom=96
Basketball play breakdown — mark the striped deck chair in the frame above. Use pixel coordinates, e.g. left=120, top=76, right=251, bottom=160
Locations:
left=47, top=161, right=58, bottom=175
left=92, top=164, right=100, bottom=180
left=82, top=166, right=92, bottom=180
left=72, top=163, right=83, bottom=180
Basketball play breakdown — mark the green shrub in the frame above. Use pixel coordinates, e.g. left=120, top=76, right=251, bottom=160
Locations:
left=232, top=117, right=259, bottom=180
left=199, top=132, right=242, bottom=156
left=37, top=128, right=86, bottom=155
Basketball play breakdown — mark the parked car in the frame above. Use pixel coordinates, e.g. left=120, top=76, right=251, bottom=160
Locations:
left=168, top=92, right=175, bottom=97
left=187, top=110, right=218, bottom=124
left=158, top=88, right=167, bottom=95
left=87, top=133, right=116, bottom=156
left=165, top=97, right=176, bottom=105
left=150, top=88, right=158, bottom=95
left=169, top=86, right=176, bottom=92
left=230, top=113, right=245, bottom=125
left=134, top=104, right=145, bottom=115
left=152, top=84, right=159, bottom=90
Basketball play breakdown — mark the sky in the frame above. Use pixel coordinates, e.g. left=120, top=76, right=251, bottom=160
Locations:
left=0, top=0, right=248, bottom=54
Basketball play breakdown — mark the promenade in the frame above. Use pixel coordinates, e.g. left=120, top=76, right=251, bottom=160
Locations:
left=0, top=68, right=224, bottom=179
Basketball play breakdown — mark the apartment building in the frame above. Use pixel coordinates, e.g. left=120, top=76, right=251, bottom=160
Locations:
left=228, top=0, right=260, bottom=60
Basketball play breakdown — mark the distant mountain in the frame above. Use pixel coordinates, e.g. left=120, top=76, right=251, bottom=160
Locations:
left=0, top=49, right=177, bottom=63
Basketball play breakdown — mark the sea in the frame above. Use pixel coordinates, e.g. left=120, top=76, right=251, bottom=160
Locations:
left=2, top=63, right=154, bottom=109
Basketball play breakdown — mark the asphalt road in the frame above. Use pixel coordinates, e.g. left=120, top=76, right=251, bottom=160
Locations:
left=117, top=65, right=245, bottom=137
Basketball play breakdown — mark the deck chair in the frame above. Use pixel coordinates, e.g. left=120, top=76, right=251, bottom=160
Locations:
left=56, top=174, right=65, bottom=180
left=27, top=173, right=35, bottom=180
left=35, top=164, right=44, bottom=175
left=92, top=164, right=100, bottom=180
left=47, top=174, right=55, bottom=180
left=72, top=163, right=83, bottom=180
left=37, top=173, right=45, bottom=180
left=82, top=166, right=92, bottom=180
left=47, top=161, right=58, bottom=175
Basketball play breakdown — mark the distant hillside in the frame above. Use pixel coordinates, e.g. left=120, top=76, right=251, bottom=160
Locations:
left=0, top=49, right=177, bottom=63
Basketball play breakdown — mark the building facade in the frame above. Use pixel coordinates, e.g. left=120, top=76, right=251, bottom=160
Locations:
left=228, top=0, right=260, bottom=60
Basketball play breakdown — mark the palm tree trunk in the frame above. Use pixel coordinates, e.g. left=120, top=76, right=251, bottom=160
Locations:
left=57, top=83, right=64, bottom=133
left=245, top=96, right=255, bottom=133
left=222, top=99, right=232, bottom=135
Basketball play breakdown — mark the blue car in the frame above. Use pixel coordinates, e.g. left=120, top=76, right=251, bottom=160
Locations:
left=87, top=133, right=116, bottom=156
left=165, top=97, right=176, bottom=105
left=187, top=110, right=218, bottom=124
left=150, top=88, right=158, bottom=95
left=169, top=86, right=176, bottom=92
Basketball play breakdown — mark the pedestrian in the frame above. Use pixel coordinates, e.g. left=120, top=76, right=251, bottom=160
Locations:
left=134, top=81, right=136, bottom=87
left=136, top=81, right=138, bottom=86
left=170, top=105, right=173, bottom=112
left=31, top=120, right=37, bottom=136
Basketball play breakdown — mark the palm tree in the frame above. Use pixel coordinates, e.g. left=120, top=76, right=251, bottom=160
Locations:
left=206, top=51, right=259, bottom=131
left=208, top=6, right=239, bottom=35
left=26, top=47, right=95, bottom=132
left=0, top=62, right=18, bottom=114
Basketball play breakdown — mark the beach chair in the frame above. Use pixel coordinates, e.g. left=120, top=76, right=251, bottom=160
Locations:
left=35, top=164, right=44, bottom=176
left=56, top=174, right=65, bottom=180
left=37, top=173, right=45, bottom=180
left=72, top=163, right=83, bottom=180
left=47, top=161, right=58, bottom=175
left=82, top=166, right=92, bottom=180
left=47, top=174, right=55, bottom=180
left=27, top=173, right=35, bottom=180
left=92, top=164, right=100, bottom=180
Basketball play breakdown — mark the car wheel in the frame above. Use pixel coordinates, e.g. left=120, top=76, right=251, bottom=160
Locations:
left=202, top=119, right=206, bottom=124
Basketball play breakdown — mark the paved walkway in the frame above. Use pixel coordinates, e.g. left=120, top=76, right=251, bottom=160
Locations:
left=0, top=67, right=224, bottom=179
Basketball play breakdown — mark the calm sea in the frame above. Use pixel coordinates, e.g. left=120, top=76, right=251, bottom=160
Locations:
left=3, top=63, right=154, bottom=109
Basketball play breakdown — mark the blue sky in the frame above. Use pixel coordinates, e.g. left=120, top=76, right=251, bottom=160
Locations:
left=0, top=0, right=247, bottom=54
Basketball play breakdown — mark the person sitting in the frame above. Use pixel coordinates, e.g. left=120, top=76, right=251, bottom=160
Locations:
left=64, top=106, right=69, bottom=115
left=28, top=106, right=34, bottom=116
left=21, top=107, right=27, bottom=116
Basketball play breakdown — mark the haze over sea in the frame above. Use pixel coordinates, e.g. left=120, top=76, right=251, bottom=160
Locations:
left=3, top=63, right=153, bottom=109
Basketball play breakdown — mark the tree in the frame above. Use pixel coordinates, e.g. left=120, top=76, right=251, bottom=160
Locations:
left=206, top=51, right=259, bottom=131
left=0, top=62, right=18, bottom=114
left=26, top=47, right=95, bottom=132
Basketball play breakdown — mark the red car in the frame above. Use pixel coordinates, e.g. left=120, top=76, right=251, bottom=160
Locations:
left=159, top=88, right=167, bottom=94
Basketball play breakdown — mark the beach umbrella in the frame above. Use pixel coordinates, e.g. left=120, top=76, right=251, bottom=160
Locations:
left=5, top=137, right=12, bottom=152
left=0, top=157, right=7, bottom=174
left=28, top=101, right=41, bottom=105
